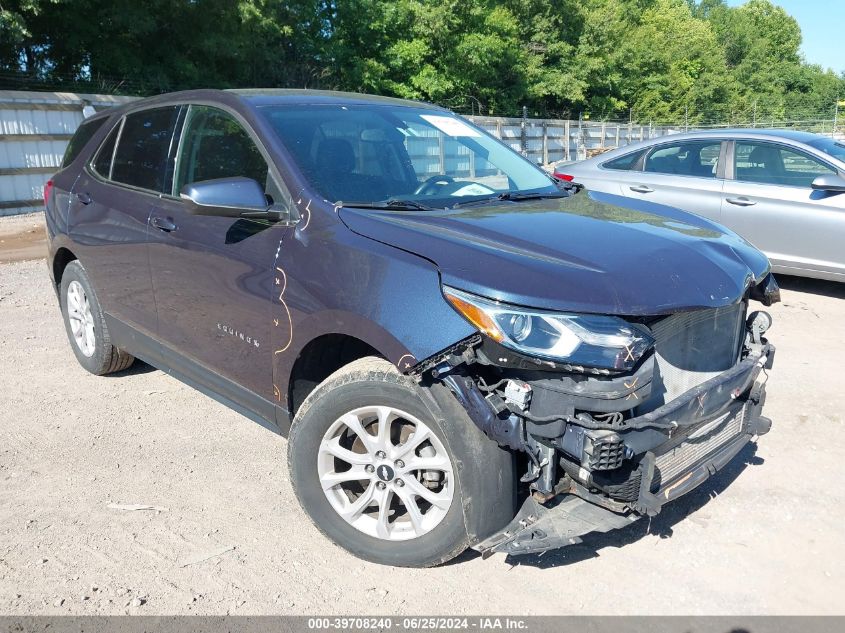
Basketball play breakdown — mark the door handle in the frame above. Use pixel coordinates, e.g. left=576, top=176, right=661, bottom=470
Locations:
left=629, top=185, right=654, bottom=194
left=725, top=196, right=757, bottom=207
left=76, top=192, right=92, bottom=205
left=151, top=216, right=178, bottom=232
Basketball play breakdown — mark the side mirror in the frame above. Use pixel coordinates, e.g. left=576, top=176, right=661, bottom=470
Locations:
left=811, top=174, right=845, bottom=193
left=180, top=177, right=277, bottom=219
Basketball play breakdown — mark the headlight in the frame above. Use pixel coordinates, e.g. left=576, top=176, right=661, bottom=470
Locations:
left=443, top=287, right=654, bottom=371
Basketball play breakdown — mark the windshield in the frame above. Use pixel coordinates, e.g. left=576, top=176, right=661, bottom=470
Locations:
left=259, top=104, right=558, bottom=207
left=808, top=137, right=845, bottom=163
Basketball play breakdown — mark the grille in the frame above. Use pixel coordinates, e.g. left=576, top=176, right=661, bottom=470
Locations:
left=653, top=407, right=745, bottom=486
left=638, top=303, right=746, bottom=413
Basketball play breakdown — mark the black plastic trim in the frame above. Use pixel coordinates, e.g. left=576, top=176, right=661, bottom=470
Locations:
left=104, top=313, right=287, bottom=435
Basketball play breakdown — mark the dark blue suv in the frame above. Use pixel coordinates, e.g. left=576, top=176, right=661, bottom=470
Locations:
left=46, top=89, right=777, bottom=566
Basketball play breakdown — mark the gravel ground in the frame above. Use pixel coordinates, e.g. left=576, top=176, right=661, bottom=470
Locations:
left=1, top=232, right=844, bottom=615
left=0, top=213, right=46, bottom=264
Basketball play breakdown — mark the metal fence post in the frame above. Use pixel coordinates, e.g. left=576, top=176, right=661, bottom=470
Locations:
left=564, top=120, right=571, bottom=161
left=438, top=133, right=445, bottom=174
left=520, top=105, right=528, bottom=156
left=542, top=121, right=548, bottom=165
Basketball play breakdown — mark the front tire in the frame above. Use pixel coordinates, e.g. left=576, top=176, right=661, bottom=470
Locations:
left=288, top=356, right=515, bottom=567
left=59, top=260, right=135, bottom=375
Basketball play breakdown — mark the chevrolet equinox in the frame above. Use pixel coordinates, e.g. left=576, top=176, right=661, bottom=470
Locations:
left=45, top=89, right=777, bottom=567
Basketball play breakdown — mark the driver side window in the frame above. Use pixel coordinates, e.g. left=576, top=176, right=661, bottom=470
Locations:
left=734, top=141, right=836, bottom=188
left=174, top=106, right=289, bottom=208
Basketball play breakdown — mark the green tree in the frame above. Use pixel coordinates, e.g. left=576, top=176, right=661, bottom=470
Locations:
left=1, top=0, right=842, bottom=124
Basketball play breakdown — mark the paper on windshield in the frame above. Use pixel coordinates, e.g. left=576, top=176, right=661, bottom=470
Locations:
left=420, top=115, right=480, bottom=137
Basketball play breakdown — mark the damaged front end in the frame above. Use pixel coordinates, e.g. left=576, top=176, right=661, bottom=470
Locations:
left=413, top=274, right=779, bottom=558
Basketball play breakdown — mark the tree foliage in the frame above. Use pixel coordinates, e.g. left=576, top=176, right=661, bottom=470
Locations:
left=1, top=0, right=842, bottom=121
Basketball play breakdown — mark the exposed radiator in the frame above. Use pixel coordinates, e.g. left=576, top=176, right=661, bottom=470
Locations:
left=654, top=407, right=746, bottom=485
left=638, top=302, right=746, bottom=413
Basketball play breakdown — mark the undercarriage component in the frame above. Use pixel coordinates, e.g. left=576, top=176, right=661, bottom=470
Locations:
left=438, top=371, right=525, bottom=451
left=473, top=494, right=637, bottom=558
left=521, top=438, right=557, bottom=495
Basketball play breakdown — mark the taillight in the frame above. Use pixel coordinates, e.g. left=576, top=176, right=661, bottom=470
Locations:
left=553, top=172, right=575, bottom=182
left=44, top=179, right=54, bottom=208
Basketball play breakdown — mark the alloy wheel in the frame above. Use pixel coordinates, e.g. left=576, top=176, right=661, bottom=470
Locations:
left=317, top=405, right=454, bottom=541
left=66, top=280, right=96, bottom=357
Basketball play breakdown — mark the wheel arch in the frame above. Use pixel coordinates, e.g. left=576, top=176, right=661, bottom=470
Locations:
left=52, top=247, right=78, bottom=289
left=285, top=333, right=383, bottom=420
left=276, top=305, right=446, bottom=420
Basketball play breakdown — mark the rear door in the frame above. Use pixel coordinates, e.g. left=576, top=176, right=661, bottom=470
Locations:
left=69, top=106, right=181, bottom=342
left=619, top=139, right=727, bottom=222
left=147, top=104, right=294, bottom=417
left=720, top=140, right=845, bottom=278
left=568, top=149, right=647, bottom=195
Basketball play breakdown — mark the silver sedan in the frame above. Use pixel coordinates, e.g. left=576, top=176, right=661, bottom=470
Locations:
left=555, top=130, right=845, bottom=282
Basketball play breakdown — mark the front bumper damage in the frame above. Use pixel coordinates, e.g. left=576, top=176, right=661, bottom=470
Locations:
left=475, top=345, right=772, bottom=557
left=413, top=300, right=776, bottom=558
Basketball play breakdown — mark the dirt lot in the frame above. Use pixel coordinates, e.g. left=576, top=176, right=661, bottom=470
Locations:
left=0, top=214, right=47, bottom=264
left=1, top=213, right=844, bottom=615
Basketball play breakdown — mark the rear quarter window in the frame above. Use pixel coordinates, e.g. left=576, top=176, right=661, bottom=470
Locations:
left=61, top=117, right=107, bottom=168
left=601, top=149, right=646, bottom=171
left=91, top=121, right=122, bottom=179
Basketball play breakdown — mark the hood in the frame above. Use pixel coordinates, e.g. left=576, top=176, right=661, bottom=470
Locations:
left=338, top=190, right=770, bottom=316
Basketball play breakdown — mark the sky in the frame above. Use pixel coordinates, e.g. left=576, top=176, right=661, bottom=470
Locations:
left=726, top=0, right=844, bottom=74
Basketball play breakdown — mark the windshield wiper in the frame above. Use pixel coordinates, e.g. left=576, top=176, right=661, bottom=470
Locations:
left=450, top=191, right=569, bottom=208
left=498, top=191, right=569, bottom=201
left=340, top=199, right=434, bottom=211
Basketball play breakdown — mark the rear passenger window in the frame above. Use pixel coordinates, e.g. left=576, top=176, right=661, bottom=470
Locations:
left=734, top=141, right=836, bottom=188
left=602, top=150, right=646, bottom=171
left=62, top=117, right=106, bottom=168
left=645, top=141, right=722, bottom=178
left=174, top=106, right=280, bottom=202
left=111, top=107, right=181, bottom=192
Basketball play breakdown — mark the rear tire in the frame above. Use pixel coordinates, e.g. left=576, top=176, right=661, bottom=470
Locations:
left=60, top=260, right=135, bottom=375
left=288, top=356, right=516, bottom=567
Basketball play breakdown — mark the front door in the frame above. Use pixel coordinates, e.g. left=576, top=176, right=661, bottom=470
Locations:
left=720, top=140, right=845, bottom=278
left=147, top=104, right=294, bottom=418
